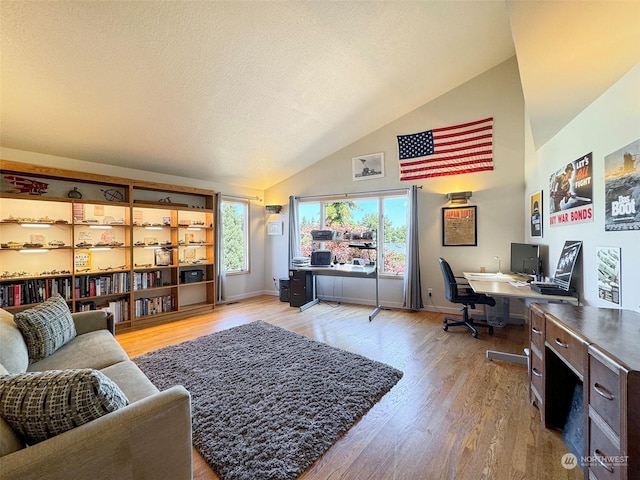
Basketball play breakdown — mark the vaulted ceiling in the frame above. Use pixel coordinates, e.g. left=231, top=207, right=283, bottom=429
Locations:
left=1, top=1, right=638, bottom=189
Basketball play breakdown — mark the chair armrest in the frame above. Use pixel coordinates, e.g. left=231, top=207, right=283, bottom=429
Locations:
left=71, top=310, right=114, bottom=335
left=0, top=385, right=192, bottom=480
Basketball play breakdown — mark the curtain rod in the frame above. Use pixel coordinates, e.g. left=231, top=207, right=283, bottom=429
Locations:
left=220, top=193, right=263, bottom=202
left=295, top=185, right=421, bottom=201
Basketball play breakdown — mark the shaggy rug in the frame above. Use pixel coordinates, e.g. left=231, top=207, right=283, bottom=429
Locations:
left=134, top=321, right=403, bottom=480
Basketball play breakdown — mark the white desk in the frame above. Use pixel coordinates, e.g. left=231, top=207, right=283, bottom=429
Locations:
left=296, top=264, right=381, bottom=321
left=462, top=272, right=579, bottom=364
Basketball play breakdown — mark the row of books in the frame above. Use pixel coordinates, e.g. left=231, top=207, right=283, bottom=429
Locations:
left=75, top=272, right=130, bottom=299
left=133, top=270, right=166, bottom=291
left=0, top=278, right=73, bottom=307
left=100, top=299, right=130, bottom=324
left=134, top=295, right=174, bottom=318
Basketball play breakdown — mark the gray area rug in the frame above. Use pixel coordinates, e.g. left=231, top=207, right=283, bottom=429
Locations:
left=134, top=320, right=403, bottom=480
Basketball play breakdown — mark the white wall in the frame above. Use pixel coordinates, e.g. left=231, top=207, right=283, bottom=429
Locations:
left=265, top=57, right=526, bottom=313
left=524, top=64, right=640, bottom=311
left=0, top=147, right=267, bottom=302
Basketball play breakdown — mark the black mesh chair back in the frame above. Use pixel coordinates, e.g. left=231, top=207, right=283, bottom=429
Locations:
left=438, top=257, right=496, bottom=338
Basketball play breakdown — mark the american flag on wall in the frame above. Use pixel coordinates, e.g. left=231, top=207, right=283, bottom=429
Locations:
left=397, top=117, right=494, bottom=180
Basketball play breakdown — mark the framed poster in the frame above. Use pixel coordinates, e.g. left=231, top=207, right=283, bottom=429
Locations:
left=352, top=152, right=384, bottom=181
left=604, top=138, right=640, bottom=231
left=530, top=191, right=543, bottom=238
left=548, top=153, right=593, bottom=227
left=442, top=206, right=477, bottom=246
left=596, top=247, right=621, bottom=305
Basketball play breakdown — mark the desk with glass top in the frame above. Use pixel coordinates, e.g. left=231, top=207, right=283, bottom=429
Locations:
left=462, top=272, right=579, bottom=364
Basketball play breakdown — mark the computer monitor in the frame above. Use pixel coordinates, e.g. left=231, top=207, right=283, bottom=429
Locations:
left=510, top=243, right=540, bottom=277
left=311, top=250, right=332, bottom=266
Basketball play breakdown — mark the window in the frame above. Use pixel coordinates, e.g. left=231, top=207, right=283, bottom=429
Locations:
left=221, top=200, right=249, bottom=273
left=298, top=194, right=407, bottom=275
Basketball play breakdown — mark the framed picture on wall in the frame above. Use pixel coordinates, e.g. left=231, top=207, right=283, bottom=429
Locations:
left=352, top=152, right=384, bottom=181
left=530, top=190, right=543, bottom=238
left=442, top=206, right=477, bottom=246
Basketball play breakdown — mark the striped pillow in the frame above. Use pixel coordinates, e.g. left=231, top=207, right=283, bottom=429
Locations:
left=14, top=294, right=76, bottom=363
left=0, top=369, right=129, bottom=444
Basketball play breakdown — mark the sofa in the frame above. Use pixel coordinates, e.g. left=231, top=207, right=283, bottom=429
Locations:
left=0, top=301, right=193, bottom=480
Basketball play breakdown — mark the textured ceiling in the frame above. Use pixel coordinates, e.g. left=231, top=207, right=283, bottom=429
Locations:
left=1, top=1, right=638, bottom=190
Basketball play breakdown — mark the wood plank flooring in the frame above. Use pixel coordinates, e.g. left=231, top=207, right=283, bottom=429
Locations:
left=116, top=296, right=583, bottom=480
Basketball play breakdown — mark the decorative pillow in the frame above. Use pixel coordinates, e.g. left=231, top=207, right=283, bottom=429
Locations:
left=13, top=294, right=76, bottom=364
left=0, top=369, right=129, bottom=444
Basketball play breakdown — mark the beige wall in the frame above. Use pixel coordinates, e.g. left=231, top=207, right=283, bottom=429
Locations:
left=265, top=57, right=527, bottom=313
left=524, top=64, right=640, bottom=311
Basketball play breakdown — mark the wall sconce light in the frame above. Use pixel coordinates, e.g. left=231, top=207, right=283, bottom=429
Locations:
left=446, top=191, right=472, bottom=204
left=265, top=205, right=282, bottom=214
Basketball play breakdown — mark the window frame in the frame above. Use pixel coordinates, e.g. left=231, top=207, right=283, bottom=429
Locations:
left=297, top=192, right=407, bottom=278
left=221, top=198, right=250, bottom=275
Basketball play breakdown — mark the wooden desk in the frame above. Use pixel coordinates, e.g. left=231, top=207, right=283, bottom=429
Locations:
left=463, top=272, right=579, bottom=365
left=529, top=304, right=639, bottom=479
left=293, top=264, right=381, bottom=321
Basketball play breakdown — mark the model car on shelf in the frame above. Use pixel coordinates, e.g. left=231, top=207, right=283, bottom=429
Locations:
left=75, top=241, right=93, bottom=248
left=47, top=240, right=66, bottom=247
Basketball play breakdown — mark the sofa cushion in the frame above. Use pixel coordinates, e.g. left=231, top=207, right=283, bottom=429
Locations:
left=13, top=294, right=76, bottom=364
left=27, top=330, right=129, bottom=372
left=101, top=360, right=159, bottom=403
left=0, top=369, right=129, bottom=445
left=0, top=308, right=29, bottom=374
left=0, top=364, right=26, bottom=456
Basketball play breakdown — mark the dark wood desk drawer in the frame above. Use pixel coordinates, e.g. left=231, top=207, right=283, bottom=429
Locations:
left=589, top=417, right=623, bottom=480
left=530, top=350, right=544, bottom=401
left=530, top=308, right=545, bottom=352
left=545, top=318, right=586, bottom=376
left=590, top=352, right=621, bottom=437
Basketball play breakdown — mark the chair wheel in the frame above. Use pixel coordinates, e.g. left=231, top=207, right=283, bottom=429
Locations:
left=488, top=327, right=494, bottom=335
left=443, top=324, right=448, bottom=331
left=472, top=331, right=478, bottom=338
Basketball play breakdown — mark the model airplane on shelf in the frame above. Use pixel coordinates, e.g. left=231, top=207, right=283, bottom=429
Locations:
left=3, top=175, right=48, bottom=195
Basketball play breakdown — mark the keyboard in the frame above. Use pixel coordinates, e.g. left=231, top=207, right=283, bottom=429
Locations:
left=530, top=283, right=574, bottom=296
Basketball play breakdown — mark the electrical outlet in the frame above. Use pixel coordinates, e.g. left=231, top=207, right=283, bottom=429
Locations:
left=428, top=288, right=433, bottom=297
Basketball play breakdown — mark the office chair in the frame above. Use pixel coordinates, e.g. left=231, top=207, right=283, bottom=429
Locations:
left=438, top=257, right=496, bottom=338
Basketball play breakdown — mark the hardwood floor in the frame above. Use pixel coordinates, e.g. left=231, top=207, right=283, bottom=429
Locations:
left=116, top=296, right=582, bottom=480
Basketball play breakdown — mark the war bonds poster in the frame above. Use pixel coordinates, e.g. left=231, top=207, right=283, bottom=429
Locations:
left=548, top=153, right=593, bottom=227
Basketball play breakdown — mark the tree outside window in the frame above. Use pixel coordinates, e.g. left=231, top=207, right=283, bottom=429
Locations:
left=222, top=200, right=248, bottom=272
left=298, top=196, right=406, bottom=275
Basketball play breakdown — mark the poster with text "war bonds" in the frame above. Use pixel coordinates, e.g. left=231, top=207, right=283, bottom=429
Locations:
left=548, top=153, right=593, bottom=227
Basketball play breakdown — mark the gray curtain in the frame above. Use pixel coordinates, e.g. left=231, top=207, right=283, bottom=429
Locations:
left=403, top=185, right=423, bottom=310
left=215, top=192, right=227, bottom=303
left=288, top=195, right=301, bottom=268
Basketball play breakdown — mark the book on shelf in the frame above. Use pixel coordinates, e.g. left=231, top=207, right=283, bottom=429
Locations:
left=74, top=252, right=92, bottom=271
